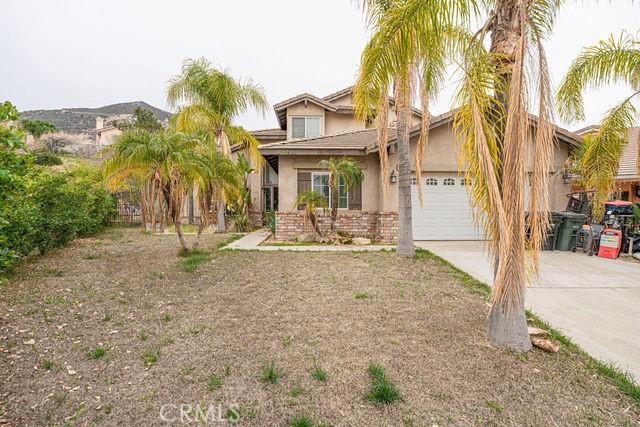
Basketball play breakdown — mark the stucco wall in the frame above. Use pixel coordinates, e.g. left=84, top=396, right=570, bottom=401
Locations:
left=286, top=103, right=325, bottom=139
left=381, top=123, right=573, bottom=212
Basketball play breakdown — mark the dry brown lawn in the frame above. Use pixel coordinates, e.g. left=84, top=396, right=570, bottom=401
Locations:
left=0, top=227, right=638, bottom=426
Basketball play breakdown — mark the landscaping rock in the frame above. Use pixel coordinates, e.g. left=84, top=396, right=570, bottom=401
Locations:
left=352, top=237, right=372, bottom=246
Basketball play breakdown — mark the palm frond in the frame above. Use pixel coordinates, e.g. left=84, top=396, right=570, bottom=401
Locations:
left=557, top=31, right=640, bottom=122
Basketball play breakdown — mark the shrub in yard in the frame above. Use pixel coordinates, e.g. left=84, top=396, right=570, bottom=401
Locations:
left=32, top=150, right=62, bottom=166
left=0, top=161, right=115, bottom=273
left=366, top=363, right=401, bottom=404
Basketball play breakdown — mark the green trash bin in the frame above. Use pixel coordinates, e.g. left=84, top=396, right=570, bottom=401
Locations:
left=555, top=212, right=587, bottom=251
left=543, top=212, right=563, bottom=251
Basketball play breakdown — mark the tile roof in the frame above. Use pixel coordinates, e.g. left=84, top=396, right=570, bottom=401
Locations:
left=259, top=128, right=380, bottom=155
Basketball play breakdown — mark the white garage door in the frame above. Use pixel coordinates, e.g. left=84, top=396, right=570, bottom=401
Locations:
left=411, top=173, right=484, bottom=241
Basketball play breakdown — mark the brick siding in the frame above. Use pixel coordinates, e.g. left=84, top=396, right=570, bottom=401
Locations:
left=275, top=211, right=398, bottom=243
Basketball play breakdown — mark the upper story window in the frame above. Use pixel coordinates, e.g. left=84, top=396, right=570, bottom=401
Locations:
left=291, top=116, right=321, bottom=139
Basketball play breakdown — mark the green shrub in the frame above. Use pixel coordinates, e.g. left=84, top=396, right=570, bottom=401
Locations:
left=230, top=211, right=253, bottom=232
left=33, top=150, right=62, bottom=166
left=0, top=162, right=115, bottom=273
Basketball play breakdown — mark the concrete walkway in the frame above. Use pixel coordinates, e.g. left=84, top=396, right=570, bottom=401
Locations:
left=416, top=241, right=640, bottom=380
left=223, top=229, right=393, bottom=252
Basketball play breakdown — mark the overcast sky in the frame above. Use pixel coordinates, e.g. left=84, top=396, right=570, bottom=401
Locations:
left=1, top=1, right=637, bottom=131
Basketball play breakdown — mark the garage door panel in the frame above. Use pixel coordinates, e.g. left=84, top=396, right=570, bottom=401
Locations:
left=411, top=173, right=484, bottom=241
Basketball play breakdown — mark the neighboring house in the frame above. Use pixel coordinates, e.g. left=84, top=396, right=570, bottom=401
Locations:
left=239, top=86, right=580, bottom=242
left=575, top=126, right=640, bottom=203
left=95, top=116, right=123, bottom=149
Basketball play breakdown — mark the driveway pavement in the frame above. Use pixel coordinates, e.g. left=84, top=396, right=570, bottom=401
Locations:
left=415, top=241, right=640, bottom=380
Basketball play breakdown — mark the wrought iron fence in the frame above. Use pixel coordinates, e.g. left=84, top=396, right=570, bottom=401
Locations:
left=111, top=191, right=142, bottom=224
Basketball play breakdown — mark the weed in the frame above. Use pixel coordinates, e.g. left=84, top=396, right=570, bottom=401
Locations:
left=162, top=313, right=174, bottom=322
left=485, top=400, right=504, bottom=413
left=282, top=336, right=293, bottom=347
left=290, top=414, right=314, bottom=427
left=42, top=359, right=55, bottom=370
left=142, top=348, right=160, bottom=367
left=225, top=406, right=240, bottom=422
left=223, top=363, right=232, bottom=376
left=355, top=292, right=370, bottom=300
left=139, top=331, right=149, bottom=341
left=188, top=324, right=208, bottom=336
left=102, top=312, right=113, bottom=322
left=366, top=363, right=401, bottom=405
left=88, top=347, right=107, bottom=360
left=83, top=253, right=101, bottom=260
left=160, top=336, right=175, bottom=346
left=311, top=366, right=327, bottom=382
left=208, top=374, right=224, bottom=391
left=290, top=385, right=304, bottom=397
left=260, top=360, right=284, bottom=384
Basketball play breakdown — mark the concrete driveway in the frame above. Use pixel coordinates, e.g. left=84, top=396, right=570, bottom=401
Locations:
left=416, top=241, right=640, bottom=380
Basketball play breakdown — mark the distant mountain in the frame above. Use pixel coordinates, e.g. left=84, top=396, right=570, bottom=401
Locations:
left=20, top=101, right=172, bottom=135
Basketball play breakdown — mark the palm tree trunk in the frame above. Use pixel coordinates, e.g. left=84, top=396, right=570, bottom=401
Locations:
left=487, top=0, right=531, bottom=352
left=395, top=71, right=415, bottom=257
left=216, top=199, right=226, bottom=232
left=330, top=174, right=338, bottom=231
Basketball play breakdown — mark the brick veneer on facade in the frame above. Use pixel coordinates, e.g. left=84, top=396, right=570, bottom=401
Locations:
left=275, top=211, right=398, bottom=243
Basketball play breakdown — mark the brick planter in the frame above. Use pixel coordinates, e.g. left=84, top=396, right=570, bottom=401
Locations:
left=275, top=211, right=398, bottom=243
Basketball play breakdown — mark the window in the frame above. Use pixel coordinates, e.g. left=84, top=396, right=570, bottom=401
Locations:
left=262, top=164, right=278, bottom=185
left=312, top=172, right=348, bottom=209
left=425, top=178, right=438, bottom=186
left=411, top=177, right=417, bottom=185
left=460, top=178, right=466, bottom=186
left=291, top=117, right=321, bottom=139
left=443, top=178, right=455, bottom=186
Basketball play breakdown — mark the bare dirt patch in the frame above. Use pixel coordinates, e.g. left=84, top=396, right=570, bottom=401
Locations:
left=1, top=227, right=638, bottom=425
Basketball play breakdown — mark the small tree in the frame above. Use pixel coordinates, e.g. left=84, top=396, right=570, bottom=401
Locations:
left=293, top=191, right=328, bottom=237
left=114, top=107, right=163, bottom=133
left=21, top=119, right=56, bottom=140
left=317, top=157, right=364, bottom=231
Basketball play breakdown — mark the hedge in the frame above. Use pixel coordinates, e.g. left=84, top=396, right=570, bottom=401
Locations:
left=0, top=165, right=115, bottom=273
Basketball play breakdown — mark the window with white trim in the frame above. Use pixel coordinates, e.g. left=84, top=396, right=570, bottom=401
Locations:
left=291, top=117, right=321, bottom=139
left=312, top=172, right=348, bottom=209
left=411, top=177, right=417, bottom=185
left=444, top=178, right=455, bottom=186
left=425, top=178, right=438, bottom=186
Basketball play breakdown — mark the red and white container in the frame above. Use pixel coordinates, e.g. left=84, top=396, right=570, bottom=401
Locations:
left=597, top=229, right=622, bottom=259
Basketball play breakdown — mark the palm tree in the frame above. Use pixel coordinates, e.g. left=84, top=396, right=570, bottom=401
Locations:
left=103, top=129, right=200, bottom=250
left=317, top=157, right=364, bottom=231
left=356, top=0, right=571, bottom=351
left=353, top=0, right=461, bottom=257
left=167, top=58, right=268, bottom=231
left=557, top=31, right=640, bottom=220
left=293, top=191, right=329, bottom=237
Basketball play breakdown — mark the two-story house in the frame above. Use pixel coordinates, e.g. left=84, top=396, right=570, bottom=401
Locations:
left=238, top=86, right=580, bottom=242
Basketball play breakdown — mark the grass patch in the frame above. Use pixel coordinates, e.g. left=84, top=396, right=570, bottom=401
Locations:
left=311, top=366, right=327, bottom=382
left=290, top=385, right=304, bottom=397
left=188, top=324, right=208, bottom=336
left=216, top=234, right=243, bottom=250
left=354, top=292, right=370, bottom=300
left=366, top=363, right=401, bottom=405
left=260, top=360, right=284, bottom=384
left=42, top=359, right=55, bottom=370
left=415, top=249, right=490, bottom=297
left=162, top=313, right=173, bottom=322
left=142, top=348, right=160, bottom=367
left=485, top=400, right=504, bottom=413
left=177, top=249, right=212, bottom=273
left=289, top=414, right=315, bottom=427
left=207, top=374, right=224, bottom=391
left=88, top=347, right=107, bottom=360
left=416, top=248, right=640, bottom=406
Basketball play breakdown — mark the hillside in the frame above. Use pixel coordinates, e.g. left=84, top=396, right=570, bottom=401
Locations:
left=20, top=101, right=172, bottom=135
